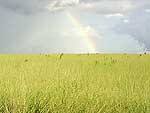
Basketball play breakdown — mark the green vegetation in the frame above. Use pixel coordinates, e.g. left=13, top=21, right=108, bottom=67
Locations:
left=0, top=54, right=150, bottom=113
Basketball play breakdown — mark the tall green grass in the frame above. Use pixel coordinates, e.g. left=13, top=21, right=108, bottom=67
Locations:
left=0, top=54, right=149, bottom=113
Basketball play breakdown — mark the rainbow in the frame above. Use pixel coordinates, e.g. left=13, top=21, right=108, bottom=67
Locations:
left=66, top=12, right=97, bottom=53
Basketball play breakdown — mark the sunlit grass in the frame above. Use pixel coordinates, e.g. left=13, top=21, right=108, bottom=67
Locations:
left=0, top=54, right=149, bottom=113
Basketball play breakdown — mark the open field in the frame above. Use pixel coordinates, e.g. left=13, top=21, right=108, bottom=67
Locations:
left=0, top=54, right=150, bottom=113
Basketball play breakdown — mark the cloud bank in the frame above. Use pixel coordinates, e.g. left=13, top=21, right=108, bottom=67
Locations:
left=0, top=0, right=149, bottom=53
left=1, top=0, right=149, bottom=14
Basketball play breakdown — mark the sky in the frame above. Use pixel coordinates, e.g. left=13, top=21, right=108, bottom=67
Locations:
left=0, top=0, right=150, bottom=53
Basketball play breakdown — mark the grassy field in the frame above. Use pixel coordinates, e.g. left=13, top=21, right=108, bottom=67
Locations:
left=0, top=54, right=150, bottom=113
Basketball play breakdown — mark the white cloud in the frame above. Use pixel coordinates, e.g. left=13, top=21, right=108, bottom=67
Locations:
left=76, top=0, right=134, bottom=15
left=123, top=19, right=129, bottom=23
left=104, top=13, right=124, bottom=18
left=145, top=9, right=150, bottom=13
left=47, top=0, right=80, bottom=12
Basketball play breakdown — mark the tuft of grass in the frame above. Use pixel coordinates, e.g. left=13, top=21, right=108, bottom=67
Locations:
left=0, top=54, right=149, bottom=113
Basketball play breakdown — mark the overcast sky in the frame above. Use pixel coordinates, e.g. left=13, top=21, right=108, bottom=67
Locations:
left=0, top=0, right=149, bottom=53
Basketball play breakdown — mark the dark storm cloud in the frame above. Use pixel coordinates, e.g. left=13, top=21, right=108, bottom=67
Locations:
left=0, top=0, right=82, bottom=14
left=0, top=0, right=50, bottom=14
left=115, top=5, right=150, bottom=50
left=0, top=6, right=38, bottom=52
left=0, top=0, right=149, bottom=15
